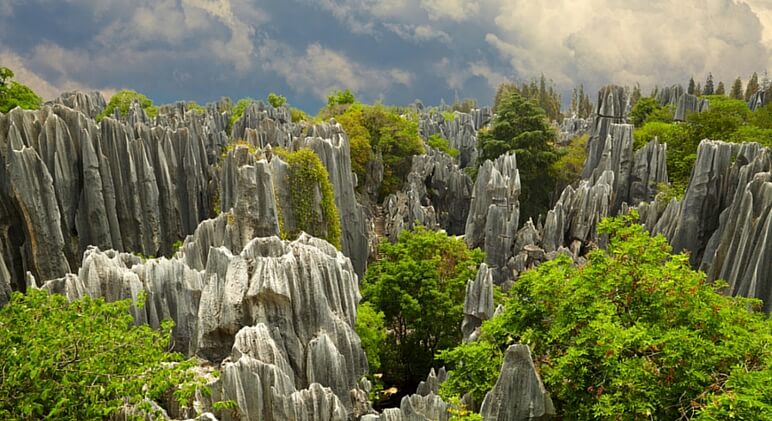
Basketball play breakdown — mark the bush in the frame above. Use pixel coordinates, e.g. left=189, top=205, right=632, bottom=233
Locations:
left=356, top=302, right=387, bottom=374
left=97, top=90, right=157, bottom=122
left=441, top=213, right=772, bottom=419
left=0, top=289, right=206, bottom=419
left=327, top=89, right=356, bottom=107
left=267, top=92, right=287, bottom=108
left=229, top=97, right=254, bottom=130
left=552, top=134, right=588, bottom=186
left=0, top=66, right=42, bottom=114
left=634, top=122, right=693, bottom=184
left=361, top=227, right=484, bottom=390
left=427, top=134, right=460, bottom=158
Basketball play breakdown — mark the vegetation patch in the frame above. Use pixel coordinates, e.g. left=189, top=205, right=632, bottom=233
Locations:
left=440, top=213, right=772, bottom=419
left=96, top=89, right=158, bottom=122
left=274, top=147, right=341, bottom=249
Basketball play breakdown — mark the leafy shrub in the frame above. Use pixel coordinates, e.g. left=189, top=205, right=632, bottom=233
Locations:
left=361, top=227, right=483, bottom=389
left=267, top=92, right=287, bottom=108
left=97, top=90, right=158, bottom=122
left=0, top=289, right=206, bottom=419
left=327, top=89, right=356, bottom=107
left=441, top=213, right=772, bottom=419
left=229, top=98, right=254, bottom=130
left=356, top=302, right=387, bottom=374
left=552, top=134, right=588, bottom=186
left=427, top=134, right=460, bottom=158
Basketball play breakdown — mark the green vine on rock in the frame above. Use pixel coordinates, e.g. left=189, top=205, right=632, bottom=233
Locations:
left=274, top=147, right=341, bottom=249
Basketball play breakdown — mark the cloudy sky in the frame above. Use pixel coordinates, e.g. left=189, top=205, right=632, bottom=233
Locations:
left=1, top=0, right=771, bottom=112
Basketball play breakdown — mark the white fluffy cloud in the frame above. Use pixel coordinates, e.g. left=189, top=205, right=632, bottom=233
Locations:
left=0, top=49, right=116, bottom=100
left=484, top=0, right=770, bottom=90
left=258, top=41, right=413, bottom=101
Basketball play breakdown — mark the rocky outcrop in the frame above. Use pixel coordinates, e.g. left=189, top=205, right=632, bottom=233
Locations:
left=655, top=84, right=685, bottom=107
left=581, top=85, right=629, bottom=178
left=49, top=91, right=107, bottom=119
left=295, top=121, right=369, bottom=275
left=416, top=367, right=448, bottom=397
left=231, top=102, right=293, bottom=148
left=557, top=116, right=590, bottom=145
left=640, top=140, right=771, bottom=308
left=418, top=108, right=490, bottom=169
left=461, top=263, right=495, bottom=342
left=674, top=93, right=709, bottom=121
left=465, top=153, right=520, bottom=283
left=382, top=149, right=472, bottom=241
left=479, top=345, right=555, bottom=421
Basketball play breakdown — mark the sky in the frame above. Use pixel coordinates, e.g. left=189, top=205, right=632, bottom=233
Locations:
left=1, top=0, right=772, bottom=113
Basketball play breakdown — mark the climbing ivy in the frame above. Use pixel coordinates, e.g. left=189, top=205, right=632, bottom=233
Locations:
left=274, top=148, right=341, bottom=249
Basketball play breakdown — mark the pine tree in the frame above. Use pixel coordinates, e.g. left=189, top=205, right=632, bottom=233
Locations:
left=715, top=81, right=726, bottom=96
left=745, top=72, right=759, bottom=101
left=695, top=82, right=702, bottom=96
left=688, top=77, right=696, bottom=95
left=703, top=73, right=714, bottom=95
left=730, top=77, right=744, bottom=100
left=570, top=87, right=578, bottom=116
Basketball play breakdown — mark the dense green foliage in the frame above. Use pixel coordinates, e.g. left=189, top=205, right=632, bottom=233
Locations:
left=552, top=134, right=588, bottom=187
left=267, top=92, right=287, bottom=108
left=96, top=89, right=157, bottom=121
left=333, top=103, right=424, bottom=199
left=360, top=227, right=484, bottom=389
left=440, top=213, right=772, bottom=419
left=356, top=302, right=387, bottom=374
left=478, top=88, right=560, bottom=222
left=0, top=67, right=42, bottom=113
left=0, top=289, right=205, bottom=419
left=327, top=89, right=356, bottom=107
left=629, top=97, right=673, bottom=127
left=275, top=148, right=341, bottom=248
left=427, top=134, right=460, bottom=158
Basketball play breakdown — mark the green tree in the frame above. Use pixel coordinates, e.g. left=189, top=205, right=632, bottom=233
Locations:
left=715, top=80, right=725, bottom=96
left=688, top=77, right=696, bottom=95
left=356, top=302, right=387, bottom=374
left=267, top=92, right=287, bottom=108
left=478, top=88, right=560, bottom=222
left=745, top=72, right=759, bottom=101
left=629, top=83, right=642, bottom=107
left=97, top=90, right=157, bottom=122
left=629, top=97, right=668, bottom=127
left=441, top=213, right=772, bottom=420
left=0, top=289, right=206, bottom=419
left=327, top=89, right=356, bottom=107
left=704, top=73, right=715, bottom=95
left=0, top=67, right=43, bottom=114
left=730, top=77, right=744, bottom=99
left=229, top=97, right=255, bottom=129
left=361, top=227, right=484, bottom=390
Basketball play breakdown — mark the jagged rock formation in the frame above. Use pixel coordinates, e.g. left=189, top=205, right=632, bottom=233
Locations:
left=479, top=345, right=555, bottom=421
left=465, top=152, right=520, bottom=283
left=461, top=263, right=495, bottom=342
left=418, top=108, right=491, bottom=169
left=231, top=102, right=294, bottom=148
left=557, top=116, right=590, bottom=145
left=640, top=140, right=771, bottom=309
left=49, top=91, right=107, bottom=119
left=581, top=85, right=629, bottom=178
left=295, top=121, right=368, bottom=275
left=674, top=93, right=709, bottom=121
left=655, top=84, right=685, bottom=107
left=382, top=149, right=472, bottom=241
left=416, top=367, right=448, bottom=397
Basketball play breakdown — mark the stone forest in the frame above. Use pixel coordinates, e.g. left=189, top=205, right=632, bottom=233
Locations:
left=0, top=66, right=771, bottom=420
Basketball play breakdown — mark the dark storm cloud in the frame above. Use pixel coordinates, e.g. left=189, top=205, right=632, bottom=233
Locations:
left=1, top=0, right=770, bottom=112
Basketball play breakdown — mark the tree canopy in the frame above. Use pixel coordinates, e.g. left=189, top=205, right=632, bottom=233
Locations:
left=479, top=88, right=560, bottom=222
left=0, top=66, right=42, bottom=114
left=440, top=213, right=772, bottom=419
left=359, top=227, right=484, bottom=391
left=0, top=289, right=205, bottom=419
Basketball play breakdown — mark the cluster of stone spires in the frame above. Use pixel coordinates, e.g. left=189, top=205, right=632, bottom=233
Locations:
left=0, top=83, right=769, bottom=419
